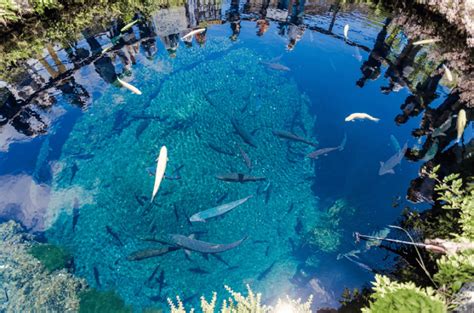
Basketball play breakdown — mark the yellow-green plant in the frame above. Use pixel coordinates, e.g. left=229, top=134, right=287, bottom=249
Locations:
left=168, top=285, right=312, bottom=313
left=362, top=275, right=447, bottom=313
left=434, top=249, right=474, bottom=295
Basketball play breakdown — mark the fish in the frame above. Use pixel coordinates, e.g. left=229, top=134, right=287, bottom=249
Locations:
left=258, top=261, right=276, bottom=280
left=188, top=267, right=210, bottom=274
left=306, top=133, right=347, bottom=159
left=261, top=62, right=290, bottom=71
left=379, top=143, right=408, bottom=175
left=173, top=204, right=180, bottom=223
left=421, top=140, right=438, bottom=162
left=265, top=245, right=270, bottom=256
left=181, top=28, right=206, bottom=40
left=264, top=183, right=272, bottom=204
left=231, top=118, right=257, bottom=148
left=167, top=234, right=247, bottom=254
left=432, top=117, right=452, bottom=137
left=190, top=195, right=252, bottom=222
left=208, top=142, right=235, bottom=156
left=157, top=270, right=165, bottom=295
left=145, top=264, right=161, bottom=288
left=106, top=226, right=124, bottom=246
left=390, top=135, right=401, bottom=153
left=215, top=192, right=229, bottom=204
left=72, top=198, right=80, bottom=233
left=117, top=77, right=142, bottom=95
left=127, top=247, right=180, bottom=261
left=120, top=20, right=138, bottom=33
left=287, top=203, right=295, bottom=214
left=456, top=109, right=467, bottom=143
left=345, top=113, right=380, bottom=122
left=136, top=120, right=150, bottom=139
left=70, top=162, right=78, bottom=183
left=343, top=255, right=373, bottom=272
left=343, top=24, right=349, bottom=40
left=442, top=64, right=453, bottom=82
left=151, top=146, right=168, bottom=202
left=272, top=130, right=318, bottom=147
left=93, top=266, right=101, bottom=287
left=412, top=38, right=441, bottom=45
left=216, top=173, right=266, bottom=183
left=238, top=145, right=252, bottom=170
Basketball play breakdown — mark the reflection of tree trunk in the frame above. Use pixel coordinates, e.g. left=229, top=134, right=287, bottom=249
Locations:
left=38, top=57, right=58, bottom=79
left=328, top=4, right=340, bottom=33
left=46, top=44, right=67, bottom=74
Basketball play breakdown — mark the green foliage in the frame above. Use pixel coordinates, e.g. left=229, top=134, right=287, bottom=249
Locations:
left=168, top=285, right=312, bottom=313
left=29, top=243, right=72, bottom=272
left=434, top=249, right=474, bottom=295
left=78, top=289, right=132, bottom=313
left=362, top=275, right=447, bottom=313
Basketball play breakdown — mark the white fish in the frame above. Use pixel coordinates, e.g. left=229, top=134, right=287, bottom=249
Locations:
left=456, top=109, right=467, bottom=143
left=151, top=146, right=168, bottom=202
left=343, top=24, right=349, bottom=40
left=442, top=64, right=453, bottom=82
left=345, top=113, right=380, bottom=122
left=117, top=77, right=142, bottom=95
left=181, top=28, right=206, bottom=41
left=412, top=38, right=441, bottom=45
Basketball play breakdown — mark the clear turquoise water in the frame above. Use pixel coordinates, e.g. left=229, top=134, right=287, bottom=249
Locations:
left=0, top=0, right=460, bottom=311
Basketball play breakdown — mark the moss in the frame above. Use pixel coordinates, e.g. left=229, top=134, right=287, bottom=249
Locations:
left=78, top=289, right=132, bottom=313
left=29, top=243, right=72, bottom=272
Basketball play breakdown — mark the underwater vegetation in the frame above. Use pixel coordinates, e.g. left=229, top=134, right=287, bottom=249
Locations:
left=29, top=243, right=73, bottom=272
left=78, top=289, right=133, bottom=313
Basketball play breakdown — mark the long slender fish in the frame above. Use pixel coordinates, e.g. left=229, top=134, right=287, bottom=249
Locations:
left=412, top=38, right=441, bottom=45
left=117, top=77, right=142, bottom=95
left=106, top=226, right=124, bottom=246
left=379, top=143, right=407, bottom=175
left=168, top=234, right=247, bottom=254
left=208, top=142, right=235, bottom=156
left=216, top=173, right=266, bottom=183
left=181, top=28, right=206, bottom=40
left=72, top=198, right=80, bottom=233
left=231, top=118, right=257, bottom=148
left=261, top=61, right=291, bottom=71
left=238, top=145, right=252, bottom=170
left=127, top=246, right=180, bottom=261
left=456, top=109, right=467, bottom=143
left=345, top=113, right=380, bottom=122
left=151, top=146, right=168, bottom=202
left=306, top=133, right=346, bottom=159
left=189, top=195, right=253, bottom=222
left=390, top=135, right=401, bottom=153
left=432, top=116, right=452, bottom=137
left=272, top=130, right=318, bottom=147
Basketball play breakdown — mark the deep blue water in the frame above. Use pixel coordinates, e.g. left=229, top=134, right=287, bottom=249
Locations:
left=0, top=0, right=466, bottom=311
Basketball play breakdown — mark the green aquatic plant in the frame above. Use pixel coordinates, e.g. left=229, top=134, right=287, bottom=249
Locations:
left=168, top=285, right=312, bottom=313
left=362, top=275, right=447, bottom=313
left=78, top=289, right=132, bottom=313
left=29, top=243, right=73, bottom=272
left=434, top=249, right=474, bottom=295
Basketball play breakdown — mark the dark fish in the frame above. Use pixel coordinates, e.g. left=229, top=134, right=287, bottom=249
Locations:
left=72, top=198, right=80, bottom=233
left=127, top=247, right=180, bottom=261
left=72, top=153, right=94, bottom=160
left=145, top=264, right=161, bottom=288
left=149, top=294, right=165, bottom=302
left=215, top=192, right=229, bottom=204
left=70, top=162, right=78, bottom=183
left=167, top=234, right=247, bottom=254
left=265, top=245, right=270, bottom=257
left=287, top=203, right=295, bottom=214
left=210, top=254, right=231, bottom=267
left=188, top=267, right=210, bottom=274
left=106, top=226, right=124, bottom=246
left=231, top=118, right=257, bottom=148
left=258, top=261, right=276, bottom=280
left=295, top=217, right=303, bottom=234
left=272, top=130, right=318, bottom=147
left=238, top=145, right=252, bottom=170
left=135, top=195, right=147, bottom=206
left=216, top=173, right=266, bottom=183
left=264, top=182, right=272, bottom=204
left=173, top=204, right=180, bottom=223
left=306, top=134, right=346, bottom=159
left=135, top=120, right=150, bottom=138
left=208, top=142, right=235, bottom=156
left=93, top=266, right=101, bottom=287
left=157, top=270, right=166, bottom=294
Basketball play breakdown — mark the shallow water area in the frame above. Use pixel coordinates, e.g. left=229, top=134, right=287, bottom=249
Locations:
left=1, top=0, right=472, bottom=311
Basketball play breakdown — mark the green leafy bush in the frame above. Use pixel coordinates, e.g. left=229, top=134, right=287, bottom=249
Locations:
left=434, top=249, right=474, bottom=294
left=29, top=243, right=72, bottom=272
left=78, top=289, right=132, bottom=313
left=362, top=275, right=446, bottom=313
